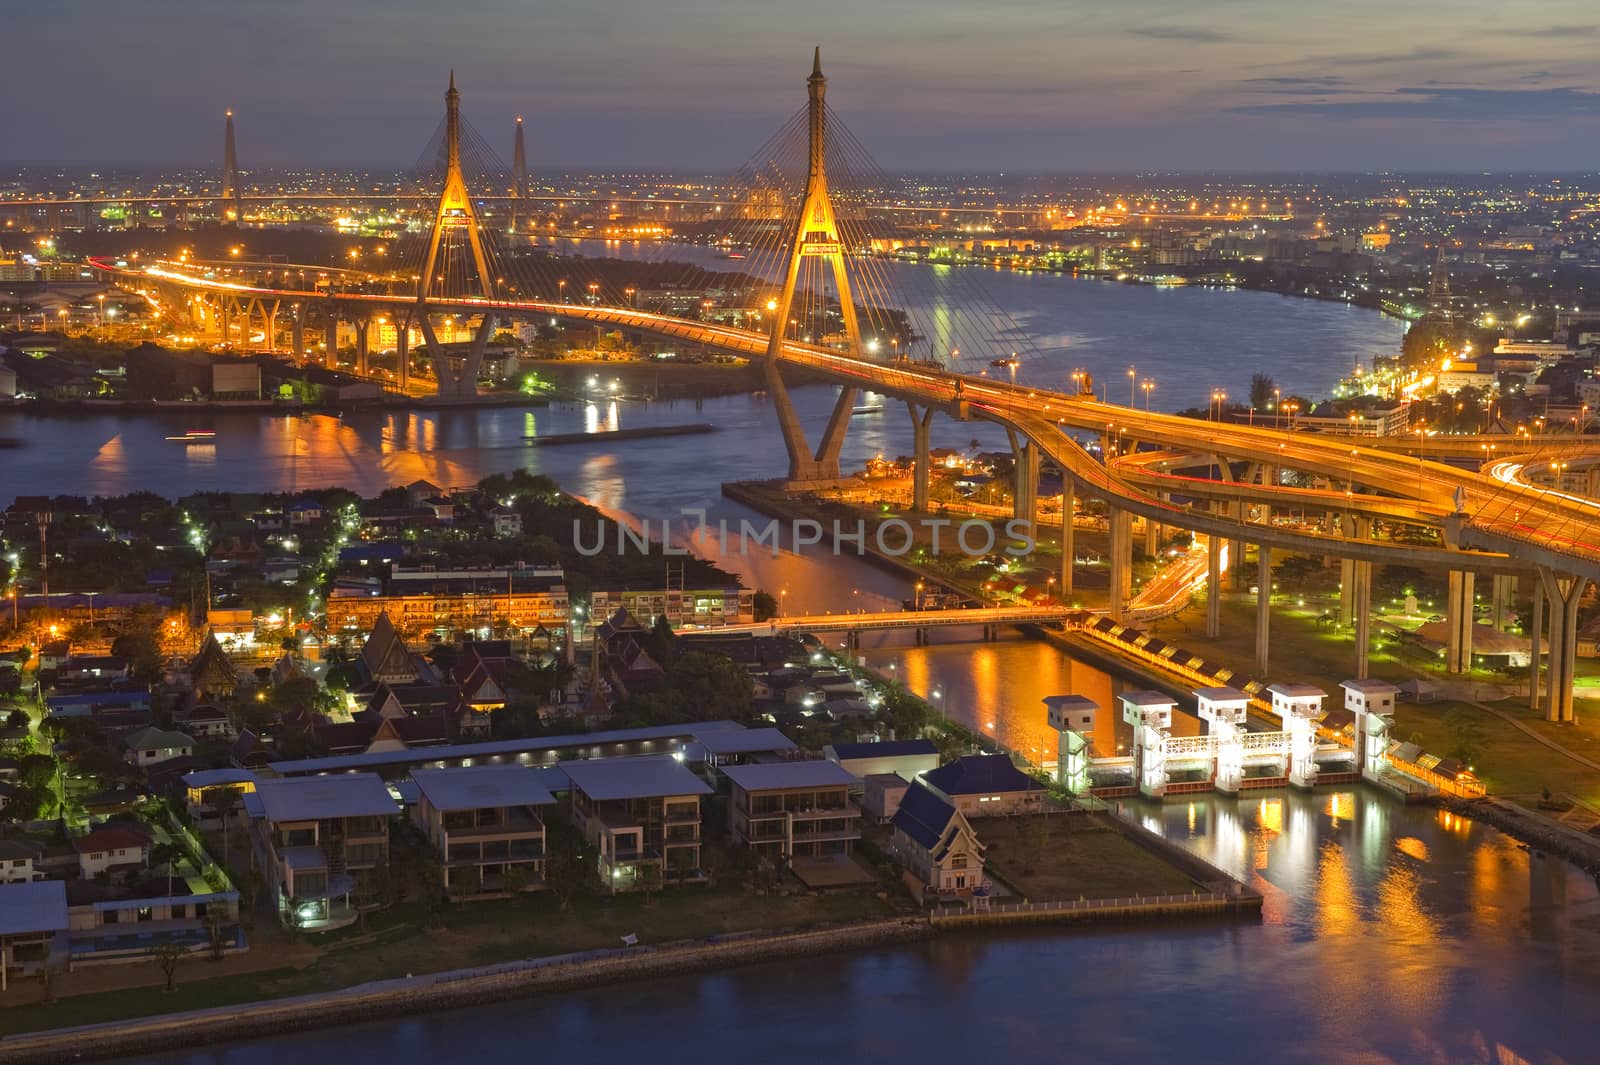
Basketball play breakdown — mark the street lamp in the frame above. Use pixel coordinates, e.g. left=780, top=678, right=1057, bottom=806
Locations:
left=1141, top=379, right=1155, bottom=412
left=1127, top=365, right=1137, bottom=407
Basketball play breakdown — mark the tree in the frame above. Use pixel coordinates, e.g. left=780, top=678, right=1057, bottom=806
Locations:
left=149, top=942, right=188, bottom=991
left=17, top=753, right=56, bottom=791
left=111, top=632, right=162, bottom=682
left=500, top=864, right=530, bottom=897
left=1249, top=373, right=1276, bottom=411
left=205, top=911, right=228, bottom=961
left=4, top=708, right=28, bottom=731
left=150, top=840, right=185, bottom=899
left=753, top=590, right=779, bottom=622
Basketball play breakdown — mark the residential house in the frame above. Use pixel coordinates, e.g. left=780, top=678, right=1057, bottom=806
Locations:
left=72, top=825, right=150, bottom=879
left=862, top=772, right=910, bottom=823
left=720, top=761, right=861, bottom=862
left=181, top=768, right=257, bottom=821
left=288, top=499, right=325, bottom=526
left=491, top=507, right=522, bottom=538
left=366, top=715, right=450, bottom=752
left=697, top=727, right=797, bottom=769
left=58, top=655, right=128, bottom=683
left=0, top=880, right=68, bottom=991
left=563, top=756, right=712, bottom=892
left=0, top=839, right=45, bottom=883
left=176, top=704, right=233, bottom=740
left=410, top=765, right=553, bottom=898
left=920, top=754, right=1047, bottom=817
left=825, top=739, right=941, bottom=781
left=123, top=726, right=195, bottom=767
left=889, top=780, right=987, bottom=898
left=252, top=774, right=400, bottom=930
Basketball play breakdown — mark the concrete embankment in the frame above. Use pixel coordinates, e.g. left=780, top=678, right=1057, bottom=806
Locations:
left=931, top=892, right=1260, bottom=929
left=1, top=919, right=928, bottom=1063
left=2, top=889, right=1269, bottom=1062
left=526, top=422, right=714, bottom=446
left=1438, top=795, right=1600, bottom=878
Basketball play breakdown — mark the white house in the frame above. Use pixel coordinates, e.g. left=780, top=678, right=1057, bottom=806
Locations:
left=124, top=726, right=196, bottom=767
left=72, top=825, right=150, bottom=878
left=889, top=780, right=987, bottom=897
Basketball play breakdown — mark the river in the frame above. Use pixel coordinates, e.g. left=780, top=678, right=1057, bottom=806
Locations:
left=119, top=786, right=1600, bottom=1065
left=15, top=250, right=1597, bottom=1063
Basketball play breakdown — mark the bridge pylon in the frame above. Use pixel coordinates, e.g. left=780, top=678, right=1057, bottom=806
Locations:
left=763, top=48, right=862, bottom=483
left=416, top=71, right=497, bottom=400
left=510, top=115, right=528, bottom=234
left=222, top=110, right=241, bottom=224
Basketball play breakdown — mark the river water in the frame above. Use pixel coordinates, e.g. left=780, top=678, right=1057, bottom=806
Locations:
left=15, top=250, right=1597, bottom=1063
left=121, top=787, right=1600, bottom=1065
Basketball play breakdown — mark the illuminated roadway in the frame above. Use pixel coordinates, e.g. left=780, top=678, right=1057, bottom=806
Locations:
left=93, top=257, right=1600, bottom=582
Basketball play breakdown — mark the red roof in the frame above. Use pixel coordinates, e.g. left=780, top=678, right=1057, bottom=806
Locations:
left=72, top=826, right=150, bottom=854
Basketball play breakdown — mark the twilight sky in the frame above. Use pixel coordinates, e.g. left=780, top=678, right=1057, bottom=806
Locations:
left=9, top=0, right=1600, bottom=172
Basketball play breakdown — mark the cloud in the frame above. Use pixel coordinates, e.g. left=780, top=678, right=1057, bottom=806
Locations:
left=1128, top=26, right=1234, bottom=43
left=1505, top=24, right=1599, bottom=38
left=1230, top=86, right=1600, bottom=121
left=1238, top=75, right=1354, bottom=96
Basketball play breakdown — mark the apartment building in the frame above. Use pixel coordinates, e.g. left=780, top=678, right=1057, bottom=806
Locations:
left=410, top=765, right=553, bottom=898
left=720, top=761, right=862, bottom=862
left=563, top=756, right=712, bottom=892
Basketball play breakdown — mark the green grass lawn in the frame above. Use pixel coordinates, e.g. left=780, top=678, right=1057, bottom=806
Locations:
left=1392, top=698, right=1600, bottom=807
left=976, top=813, right=1201, bottom=901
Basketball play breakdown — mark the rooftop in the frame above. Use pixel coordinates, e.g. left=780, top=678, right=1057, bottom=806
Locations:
left=254, top=773, right=400, bottom=822
left=562, top=755, right=712, bottom=802
left=124, top=726, right=194, bottom=750
left=0, top=879, right=68, bottom=936
left=1340, top=678, right=1401, bottom=694
left=921, top=754, right=1044, bottom=797
left=412, top=764, right=557, bottom=811
left=267, top=720, right=745, bottom=776
left=1267, top=683, right=1327, bottom=700
left=1041, top=695, right=1099, bottom=712
left=891, top=780, right=959, bottom=852
left=826, top=739, right=939, bottom=760
left=1120, top=690, right=1176, bottom=708
left=696, top=727, right=797, bottom=756
left=181, top=768, right=257, bottom=789
left=720, top=760, right=858, bottom=792
left=1194, top=686, right=1250, bottom=703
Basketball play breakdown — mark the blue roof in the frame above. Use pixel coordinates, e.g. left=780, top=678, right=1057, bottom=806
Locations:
left=891, top=780, right=957, bottom=853
left=0, top=879, right=68, bottom=936
left=562, top=755, right=712, bottom=802
left=412, top=764, right=556, bottom=810
left=181, top=768, right=256, bottom=789
left=697, top=727, right=797, bottom=756
left=921, top=754, right=1044, bottom=797
left=254, top=773, right=400, bottom=821
left=827, top=739, right=939, bottom=761
left=720, top=760, right=857, bottom=791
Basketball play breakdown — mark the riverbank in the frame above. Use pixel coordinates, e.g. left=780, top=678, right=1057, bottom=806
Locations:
left=1, top=894, right=1262, bottom=1062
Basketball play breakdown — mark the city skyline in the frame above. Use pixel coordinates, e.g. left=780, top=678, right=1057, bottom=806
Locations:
left=7, top=0, right=1600, bottom=171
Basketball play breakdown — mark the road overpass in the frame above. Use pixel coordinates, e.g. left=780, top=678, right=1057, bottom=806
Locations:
left=82, top=59, right=1600, bottom=727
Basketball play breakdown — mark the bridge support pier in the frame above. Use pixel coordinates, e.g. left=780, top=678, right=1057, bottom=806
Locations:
left=1353, top=559, right=1373, bottom=679
left=1059, top=477, right=1074, bottom=599
left=1256, top=543, right=1272, bottom=675
left=290, top=304, right=306, bottom=364
left=1007, top=429, right=1039, bottom=537
left=421, top=313, right=494, bottom=400
left=1529, top=578, right=1545, bottom=711
left=354, top=317, right=371, bottom=377
left=1108, top=507, right=1132, bottom=623
left=1205, top=534, right=1222, bottom=639
left=395, top=315, right=410, bottom=392
left=1339, top=558, right=1356, bottom=627
left=1538, top=567, right=1589, bottom=724
left=1490, top=573, right=1515, bottom=630
left=908, top=402, right=934, bottom=511
left=264, top=299, right=280, bottom=352
left=1446, top=569, right=1476, bottom=674
left=1143, top=515, right=1158, bottom=557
